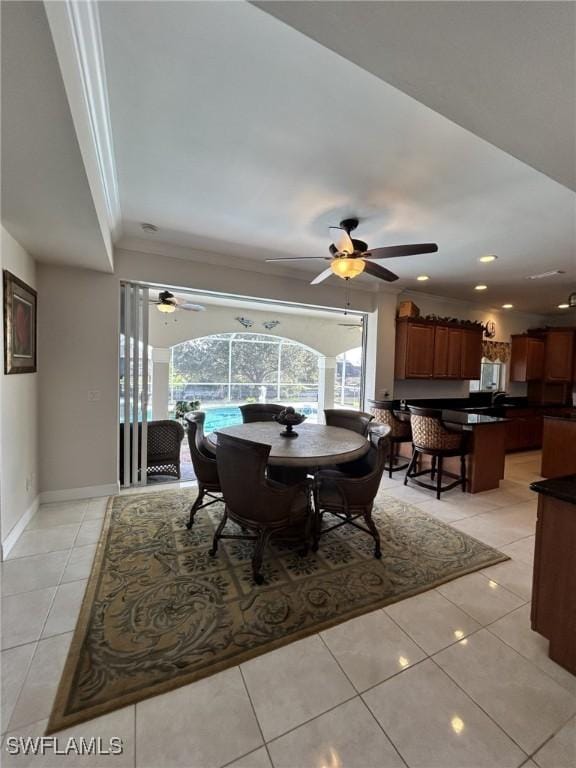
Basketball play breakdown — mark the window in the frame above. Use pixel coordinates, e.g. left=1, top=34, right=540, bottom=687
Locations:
left=470, top=359, right=505, bottom=392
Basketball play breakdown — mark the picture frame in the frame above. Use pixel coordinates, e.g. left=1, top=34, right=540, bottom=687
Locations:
left=3, top=270, right=37, bottom=374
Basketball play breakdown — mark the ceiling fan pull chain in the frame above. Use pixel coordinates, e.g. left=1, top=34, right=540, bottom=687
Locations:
left=344, top=278, right=351, bottom=315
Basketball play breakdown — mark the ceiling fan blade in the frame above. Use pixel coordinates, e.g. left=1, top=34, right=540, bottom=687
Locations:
left=266, top=257, right=330, bottom=262
left=311, top=268, right=333, bottom=285
left=364, top=243, right=438, bottom=259
left=179, top=303, right=206, bottom=312
left=363, top=260, right=399, bottom=282
left=329, top=227, right=355, bottom=255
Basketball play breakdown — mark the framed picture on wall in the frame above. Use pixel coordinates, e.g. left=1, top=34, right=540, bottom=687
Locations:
left=3, top=270, right=37, bottom=374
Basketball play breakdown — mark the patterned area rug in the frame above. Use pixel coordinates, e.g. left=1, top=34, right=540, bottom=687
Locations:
left=47, top=489, right=507, bottom=733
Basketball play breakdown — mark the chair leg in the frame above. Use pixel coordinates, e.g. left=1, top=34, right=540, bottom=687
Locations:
left=209, top=506, right=228, bottom=557
left=312, top=510, right=323, bottom=552
left=404, top=449, right=418, bottom=485
left=363, top=507, right=382, bottom=559
left=436, top=456, right=443, bottom=500
left=461, top=454, right=467, bottom=492
left=430, top=455, right=437, bottom=482
left=388, top=441, right=395, bottom=478
left=186, top=486, right=206, bottom=529
left=252, top=529, right=272, bottom=585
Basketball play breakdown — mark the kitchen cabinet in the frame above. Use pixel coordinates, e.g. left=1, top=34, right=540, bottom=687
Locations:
left=531, top=480, right=576, bottom=674
left=510, top=336, right=545, bottom=382
left=460, top=329, right=482, bottom=380
left=433, top=326, right=462, bottom=378
left=395, top=319, right=483, bottom=380
left=544, top=329, right=574, bottom=382
left=395, top=321, right=435, bottom=378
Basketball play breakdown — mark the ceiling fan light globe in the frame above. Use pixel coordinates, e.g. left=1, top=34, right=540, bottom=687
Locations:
left=330, top=258, right=365, bottom=279
left=157, top=303, right=176, bottom=313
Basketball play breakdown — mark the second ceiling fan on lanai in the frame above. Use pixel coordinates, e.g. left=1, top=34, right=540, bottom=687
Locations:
left=266, top=218, right=438, bottom=284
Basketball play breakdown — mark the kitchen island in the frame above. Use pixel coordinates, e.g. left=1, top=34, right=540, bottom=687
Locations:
left=541, top=414, right=576, bottom=478
left=371, top=401, right=508, bottom=493
left=530, top=476, right=576, bottom=674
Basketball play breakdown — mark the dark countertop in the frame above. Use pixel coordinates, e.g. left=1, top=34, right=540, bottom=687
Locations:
left=439, top=409, right=508, bottom=427
left=531, top=475, right=576, bottom=505
left=544, top=413, right=576, bottom=421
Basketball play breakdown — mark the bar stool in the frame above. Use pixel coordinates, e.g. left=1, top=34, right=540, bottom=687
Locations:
left=370, top=401, right=413, bottom=478
left=404, top=406, right=468, bottom=499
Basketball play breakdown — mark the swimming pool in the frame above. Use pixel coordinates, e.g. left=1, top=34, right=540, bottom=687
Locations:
left=203, top=404, right=318, bottom=432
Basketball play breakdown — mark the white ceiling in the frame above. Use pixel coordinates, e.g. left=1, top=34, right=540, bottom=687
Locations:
left=256, top=1, right=576, bottom=192
left=1, top=1, right=112, bottom=272
left=98, top=0, right=575, bottom=315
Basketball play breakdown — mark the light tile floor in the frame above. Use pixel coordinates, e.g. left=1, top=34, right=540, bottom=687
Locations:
left=2, top=451, right=575, bottom=768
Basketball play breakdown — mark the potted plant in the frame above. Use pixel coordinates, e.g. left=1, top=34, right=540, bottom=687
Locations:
left=174, top=400, right=201, bottom=427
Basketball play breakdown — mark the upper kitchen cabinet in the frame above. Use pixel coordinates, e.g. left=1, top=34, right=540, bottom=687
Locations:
left=510, top=335, right=545, bottom=382
left=433, top=326, right=462, bottom=378
left=395, top=318, right=482, bottom=380
left=544, top=329, right=574, bottom=382
left=395, top=320, right=435, bottom=378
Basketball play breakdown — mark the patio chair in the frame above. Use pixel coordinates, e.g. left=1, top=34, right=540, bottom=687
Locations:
left=119, top=420, right=185, bottom=483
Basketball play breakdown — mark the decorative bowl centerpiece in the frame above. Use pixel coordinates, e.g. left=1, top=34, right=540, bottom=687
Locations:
left=274, top=407, right=307, bottom=438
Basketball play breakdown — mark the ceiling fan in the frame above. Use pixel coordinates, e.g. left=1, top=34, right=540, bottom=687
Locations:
left=266, top=218, right=438, bottom=285
left=150, top=290, right=206, bottom=314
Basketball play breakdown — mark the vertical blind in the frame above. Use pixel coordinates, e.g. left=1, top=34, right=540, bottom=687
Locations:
left=120, top=283, right=149, bottom=487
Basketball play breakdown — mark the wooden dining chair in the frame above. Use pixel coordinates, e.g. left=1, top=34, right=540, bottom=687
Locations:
left=324, top=409, right=374, bottom=436
left=239, top=403, right=286, bottom=423
left=211, top=433, right=312, bottom=584
left=184, top=412, right=223, bottom=528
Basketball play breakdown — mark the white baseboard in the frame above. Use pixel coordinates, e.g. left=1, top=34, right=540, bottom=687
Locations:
left=1, top=496, right=40, bottom=560
left=39, top=483, right=119, bottom=505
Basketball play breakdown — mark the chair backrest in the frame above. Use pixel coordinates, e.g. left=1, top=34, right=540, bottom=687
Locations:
left=370, top=403, right=411, bottom=438
left=324, top=409, right=374, bottom=436
left=326, top=432, right=390, bottom=509
left=147, top=420, right=185, bottom=462
left=239, top=403, right=286, bottom=423
left=185, top=412, right=219, bottom=485
left=216, top=433, right=303, bottom=525
left=408, top=406, right=462, bottom=451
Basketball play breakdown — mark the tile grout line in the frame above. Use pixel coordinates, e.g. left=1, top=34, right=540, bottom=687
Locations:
left=4, top=501, right=92, bottom=733
left=237, top=665, right=274, bottom=768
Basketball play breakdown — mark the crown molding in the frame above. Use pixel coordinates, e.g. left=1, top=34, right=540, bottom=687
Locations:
left=45, top=0, right=121, bottom=247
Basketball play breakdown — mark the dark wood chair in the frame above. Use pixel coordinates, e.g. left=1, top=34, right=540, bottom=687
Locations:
left=211, top=433, right=312, bottom=584
left=404, top=406, right=468, bottom=499
left=313, top=431, right=390, bottom=558
left=119, top=420, right=185, bottom=484
left=324, top=408, right=374, bottom=436
left=239, top=403, right=286, bottom=423
left=370, top=401, right=413, bottom=477
left=184, top=412, right=222, bottom=528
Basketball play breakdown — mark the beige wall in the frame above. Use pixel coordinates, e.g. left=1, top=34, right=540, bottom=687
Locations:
left=1, top=227, right=38, bottom=551
left=38, top=264, right=119, bottom=496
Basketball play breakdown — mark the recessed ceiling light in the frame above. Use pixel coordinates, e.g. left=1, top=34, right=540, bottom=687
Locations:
left=141, top=222, right=158, bottom=233
left=416, top=275, right=429, bottom=281
left=558, top=303, right=569, bottom=309
left=502, top=304, right=513, bottom=309
left=474, top=285, right=487, bottom=291
left=479, top=254, right=497, bottom=263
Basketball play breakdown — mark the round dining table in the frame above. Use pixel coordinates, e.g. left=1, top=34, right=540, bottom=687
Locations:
left=204, top=421, right=370, bottom=467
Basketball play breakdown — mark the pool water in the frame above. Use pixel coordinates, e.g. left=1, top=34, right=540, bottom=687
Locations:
left=203, top=404, right=318, bottom=432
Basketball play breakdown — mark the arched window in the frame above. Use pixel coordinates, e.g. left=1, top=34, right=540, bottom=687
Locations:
left=168, top=333, right=321, bottom=429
